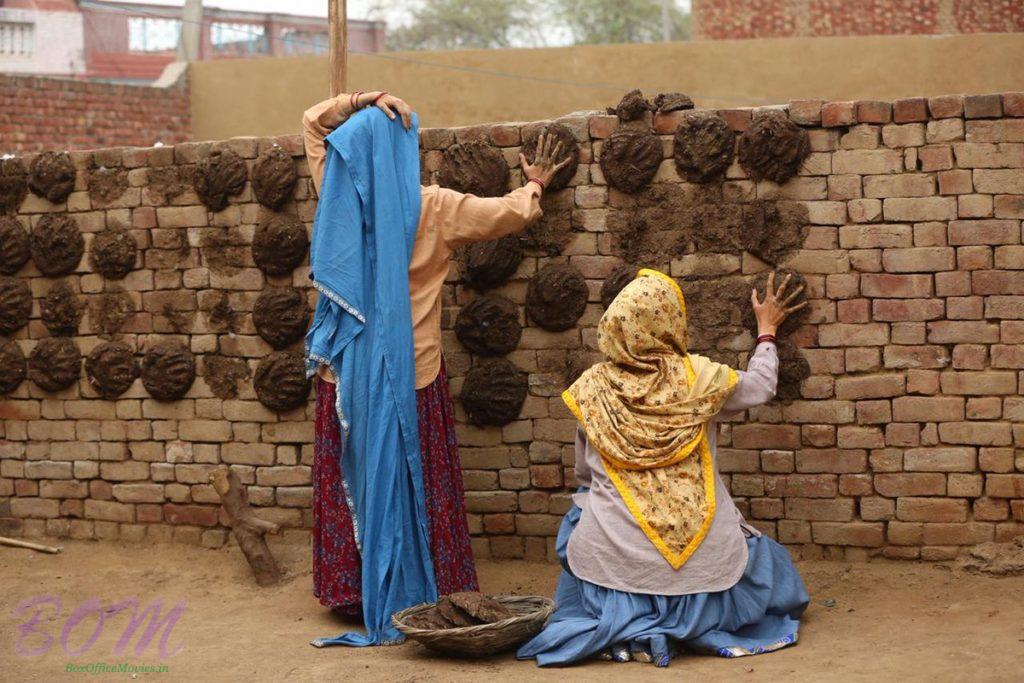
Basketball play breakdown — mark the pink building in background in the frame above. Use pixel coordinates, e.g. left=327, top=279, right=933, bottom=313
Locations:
left=0, top=0, right=386, bottom=82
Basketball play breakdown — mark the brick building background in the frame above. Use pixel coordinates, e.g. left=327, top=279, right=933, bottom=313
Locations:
left=0, top=91, right=1022, bottom=562
left=692, top=0, right=1024, bottom=40
left=0, top=72, right=190, bottom=153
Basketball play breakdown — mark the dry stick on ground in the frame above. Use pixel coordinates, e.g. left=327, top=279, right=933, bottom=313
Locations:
left=0, top=536, right=62, bottom=554
left=209, top=467, right=282, bottom=586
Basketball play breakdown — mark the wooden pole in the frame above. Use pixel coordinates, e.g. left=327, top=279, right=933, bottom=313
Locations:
left=0, top=536, right=62, bottom=554
left=329, top=0, right=347, bottom=96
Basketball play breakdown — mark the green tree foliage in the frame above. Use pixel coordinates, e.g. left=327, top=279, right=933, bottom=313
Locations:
left=378, top=0, right=690, bottom=51
left=555, top=0, right=691, bottom=45
left=385, top=0, right=534, bottom=51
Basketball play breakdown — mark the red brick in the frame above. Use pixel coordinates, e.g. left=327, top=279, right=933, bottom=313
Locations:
left=994, top=244, right=1024, bottom=267
left=896, top=498, right=968, bottom=523
left=921, top=523, right=993, bottom=546
left=860, top=496, right=894, bottom=520
left=763, top=474, right=837, bottom=498
left=839, top=224, right=913, bottom=248
left=856, top=100, right=892, bottom=124
left=993, top=195, right=1024, bottom=219
left=863, top=174, right=935, bottom=198
left=893, top=97, right=929, bottom=123
left=464, top=491, right=518, bottom=513
left=794, top=449, right=867, bottom=473
left=947, top=473, right=983, bottom=497
left=821, top=101, right=855, bottom=127
left=872, top=299, right=945, bottom=321
left=903, top=447, right=976, bottom=472
left=837, top=298, right=870, bottom=323
left=986, top=297, right=1024, bottom=319
left=1004, top=92, right=1024, bottom=117
left=955, top=246, right=991, bottom=271
left=992, top=344, right=1024, bottom=368
left=163, top=504, right=219, bottom=527
left=927, top=320, right=1000, bottom=343
left=883, top=197, right=957, bottom=221
left=986, top=474, right=1024, bottom=498
left=966, top=397, right=1002, bottom=419
left=875, top=473, right=946, bottom=497
left=963, top=94, right=1003, bottom=119
left=974, top=497, right=1010, bottom=521
left=785, top=498, right=854, bottom=521
left=731, top=424, right=801, bottom=449
left=928, top=95, right=964, bottom=119
left=788, top=99, right=823, bottom=125
left=939, top=371, right=1017, bottom=395
left=83, top=500, right=134, bottom=523
left=530, top=465, right=563, bottom=489
left=938, top=422, right=1012, bottom=446
left=892, top=396, right=964, bottom=425
left=836, top=426, right=884, bottom=449
left=951, top=344, right=988, bottom=370
left=760, top=450, right=794, bottom=473
left=782, top=400, right=856, bottom=424
left=887, top=521, right=923, bottom=545
left=811, top=522, right=884, bottom=547
left=818, top=324, right=889, bottom=347
left=845, top=347, right=880, bottom=372
left=918, top=145, right=954, bottom=171
left=718, top=108, right=751, bottom=132
left=973, top=270, right=1024, bottom=295
left=949, top=220, right=1020, bottom=246
left=938, top=169, right=973, bottom=195
left=974, top=169, right=1024, bottom=194
left=855, top=400, right=891, bottom=424
left=749, top=497, right=784, bottom=520
left=861, top=273, right=933, bottom=298
left=717, top=449, right=760, bottom=473
left=883, top=345, right=949, bottom=369
left=834, top=374, right=905, bottom=399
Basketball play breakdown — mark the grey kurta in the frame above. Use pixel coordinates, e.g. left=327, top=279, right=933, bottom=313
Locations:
left=566, top=342, right=780, bottom=596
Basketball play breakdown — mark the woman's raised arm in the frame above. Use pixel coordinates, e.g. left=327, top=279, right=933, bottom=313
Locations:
left=302, top=91, right=414, bottom=195
left=722, top=273, right=808, bottom=412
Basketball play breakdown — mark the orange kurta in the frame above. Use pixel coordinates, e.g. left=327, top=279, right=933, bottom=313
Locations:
left=302, top=96, right=542, bottom=389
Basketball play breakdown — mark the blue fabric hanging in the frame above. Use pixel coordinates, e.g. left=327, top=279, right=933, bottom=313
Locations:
left=305, top=107, right=437, bottom=647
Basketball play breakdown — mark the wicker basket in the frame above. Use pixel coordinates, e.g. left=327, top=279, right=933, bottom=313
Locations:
left=392, top=595, right=553, bottom=658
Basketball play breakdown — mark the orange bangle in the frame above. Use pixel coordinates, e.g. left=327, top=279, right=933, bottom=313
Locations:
left=527, top=177, right=545, bottom=191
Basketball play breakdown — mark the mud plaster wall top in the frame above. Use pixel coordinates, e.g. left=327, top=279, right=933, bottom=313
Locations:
left=1, top=91, right=1023, bottom=562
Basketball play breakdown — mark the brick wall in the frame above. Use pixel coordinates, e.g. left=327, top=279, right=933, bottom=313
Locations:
left=0, top=74, right=190, bottom=154
left=1, top=91, right=1023, bottom=562
left=692, top=0, right=1024, bottom=40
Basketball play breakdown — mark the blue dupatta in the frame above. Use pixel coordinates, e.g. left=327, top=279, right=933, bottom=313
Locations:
left=305, top=107, right=437, bottom=646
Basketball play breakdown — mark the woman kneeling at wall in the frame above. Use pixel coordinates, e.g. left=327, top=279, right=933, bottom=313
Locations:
left=518, top=269, right=810, bottom=667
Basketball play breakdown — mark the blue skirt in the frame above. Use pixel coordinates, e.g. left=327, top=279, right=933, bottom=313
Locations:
left=517, top=503, right=809, bottom=667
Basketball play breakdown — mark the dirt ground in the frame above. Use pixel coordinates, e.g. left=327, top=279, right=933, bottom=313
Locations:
left=2, top=538, right=1023, bottom=682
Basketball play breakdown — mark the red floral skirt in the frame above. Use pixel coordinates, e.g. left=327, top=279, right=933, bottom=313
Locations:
left=312, top=363, right=479, bottom=614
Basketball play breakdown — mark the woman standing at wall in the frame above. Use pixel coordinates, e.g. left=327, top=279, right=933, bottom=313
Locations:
left=301, top=91, right=570, bottom=626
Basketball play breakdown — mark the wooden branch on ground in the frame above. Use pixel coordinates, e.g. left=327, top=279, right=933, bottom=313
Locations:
left=209, top=467, right=282, bottom=586
left=0, top=536, right=62, bottom=554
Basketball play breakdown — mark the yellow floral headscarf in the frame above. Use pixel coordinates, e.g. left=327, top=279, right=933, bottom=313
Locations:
left=562, top=269, right=738, bottom=569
